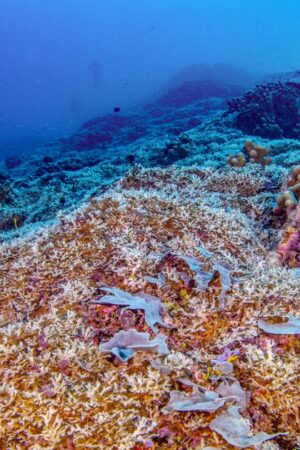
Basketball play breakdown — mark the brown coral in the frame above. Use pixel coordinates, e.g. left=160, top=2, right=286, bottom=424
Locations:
left=244, top=140, right=272, bottom=165
left=227, top=152, right=246, bottom=167
left=276, top=190, right=298, bottom=211
left=227, top=140, right=272, bottom=168
left=287, top=165, right=300, bottom=187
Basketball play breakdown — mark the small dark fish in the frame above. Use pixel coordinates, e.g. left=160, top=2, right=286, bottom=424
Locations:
left=113, top=106, right=121, bottom=113
left=126, top=154, right=135, bottom=164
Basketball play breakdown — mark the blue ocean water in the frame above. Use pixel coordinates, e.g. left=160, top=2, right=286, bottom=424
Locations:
left=0, top=0, right=300, bottom=237
left=1, top=0, right=300, bottom=156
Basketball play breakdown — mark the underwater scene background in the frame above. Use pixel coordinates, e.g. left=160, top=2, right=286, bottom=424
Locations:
left=0, top=1, right=300, bottom=449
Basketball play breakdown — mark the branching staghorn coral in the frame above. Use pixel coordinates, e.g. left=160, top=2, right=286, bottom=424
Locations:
left=0, top=166, right=299, bottom=449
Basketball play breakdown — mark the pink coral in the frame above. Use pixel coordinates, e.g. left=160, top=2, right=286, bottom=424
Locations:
left=278, top=227, right=300, bottom=263
left=275, top=169, right=300, bottom=266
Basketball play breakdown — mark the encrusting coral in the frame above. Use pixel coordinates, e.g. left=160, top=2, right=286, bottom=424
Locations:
left=0, top=166, right=299, bottom=449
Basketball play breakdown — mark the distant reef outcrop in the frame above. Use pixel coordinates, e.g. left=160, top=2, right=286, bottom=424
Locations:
left=154, top=79, right=243, bottom=108
left=225, top=78, right=300, bottom=139
left=59, top=79, right=243, bottom=153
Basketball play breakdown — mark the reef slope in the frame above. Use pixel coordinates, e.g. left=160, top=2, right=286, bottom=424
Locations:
left=0, top=165, right=299, bottom=449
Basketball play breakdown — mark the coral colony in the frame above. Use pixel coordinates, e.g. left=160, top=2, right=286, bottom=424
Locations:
left=1, top=76, right=300, bottom=449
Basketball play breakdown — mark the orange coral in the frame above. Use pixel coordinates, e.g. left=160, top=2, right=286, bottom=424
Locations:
left=244, top=140, right=272, bottom=165
left=227, top=152, right=246, bottom=167
left=227, top=140, right=272, bottom=168
left=287, top=165, right=300, bottom=187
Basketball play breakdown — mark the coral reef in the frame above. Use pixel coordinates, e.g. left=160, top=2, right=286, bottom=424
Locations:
left=1, top=72, right=300, bottom=449
left=227, top=140, right=271, bottom=167
left=0, top=89, right=237, bottom=240
left=0, top=120, right=294, bottom=242
left=3, top=78, right=300, bottom=242
left=5, top=155, right=21, bottom=170
left=0, top=166, right=299, bottom=449
left=274, top=166, right=300, bottom=267
left=60, top=80, right=239, bottom=153
left=155, top=79, right=243, bottom=108
left=225, top=80, right=300, bottom=139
